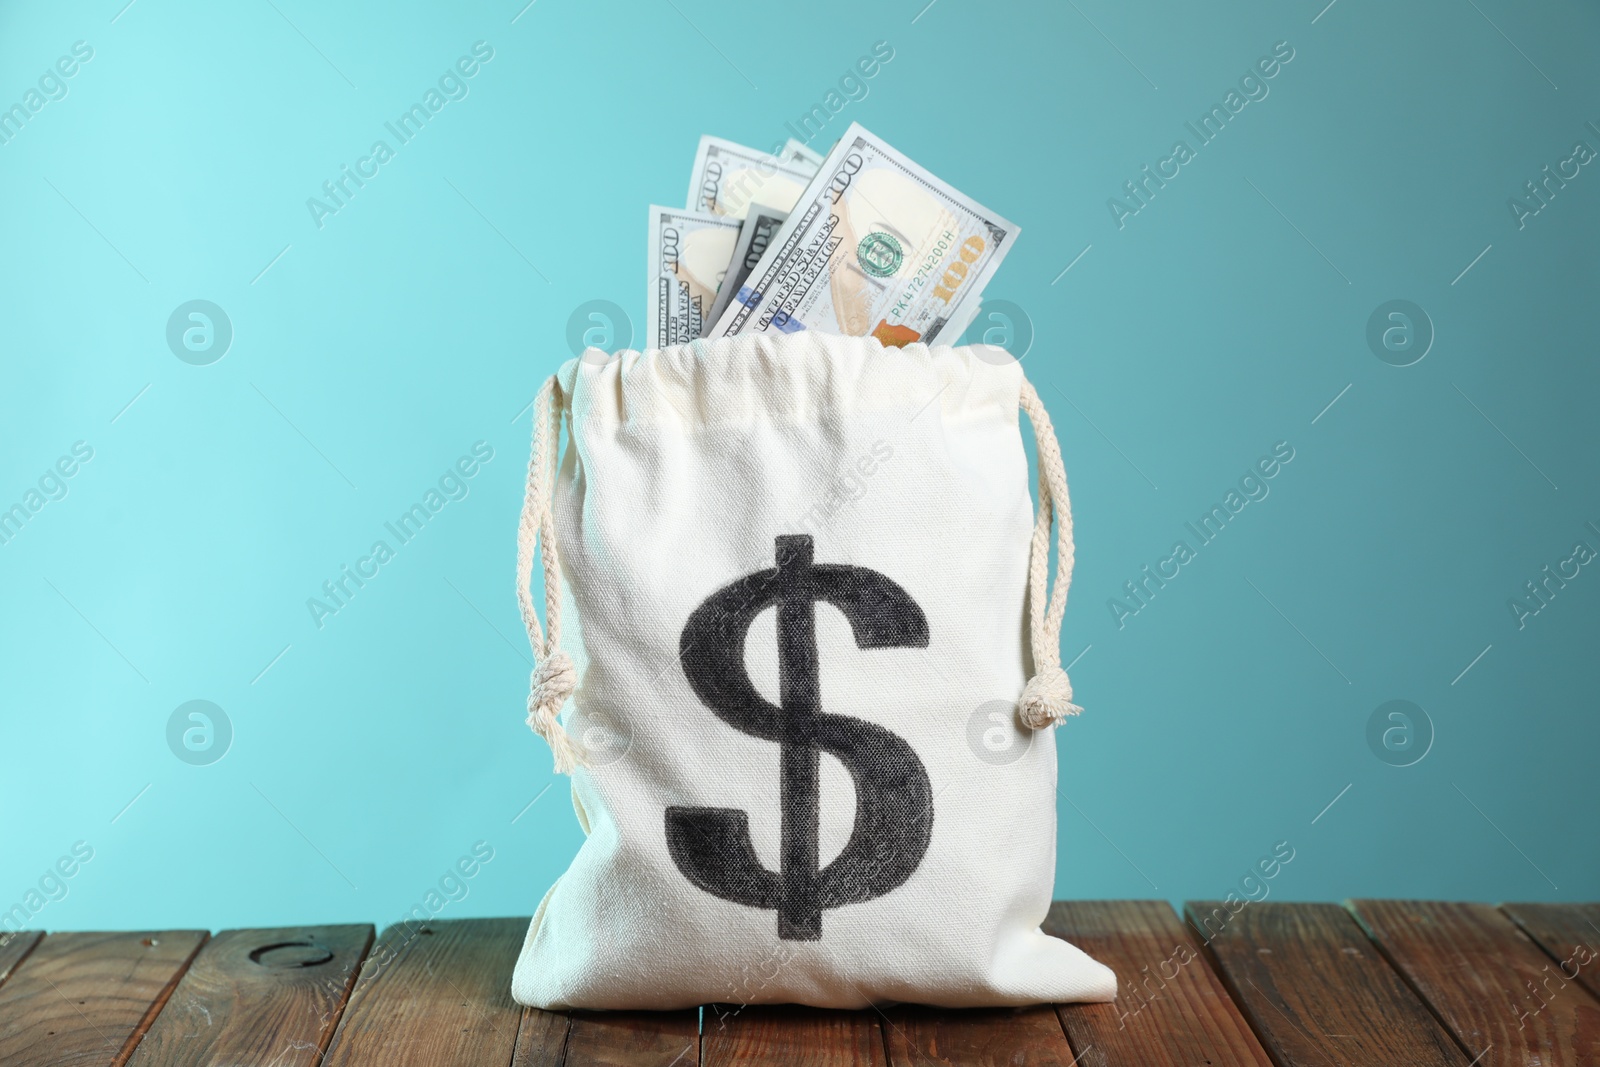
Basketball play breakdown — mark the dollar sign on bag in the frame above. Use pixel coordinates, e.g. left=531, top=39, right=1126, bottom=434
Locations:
left=667, top=534, right=934, bottom=940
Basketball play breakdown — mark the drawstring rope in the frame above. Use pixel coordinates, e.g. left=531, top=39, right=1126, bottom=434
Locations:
left=1017, top=377, right=1084, bottom=730
left=516, top=374, right=583, bottom=773
left=516, top=368, right=1079, bottom=773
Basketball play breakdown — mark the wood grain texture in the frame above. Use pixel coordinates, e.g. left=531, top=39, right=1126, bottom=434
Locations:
left=0, top=930, right=207, bottom=1067
left=320, top=918, right=527, bottom=1067
left=884, top=1004, right=1074, bottom=1067
left=0, top=932, right=43, bottom=990
left=1502, top=903, right=1600, bottom=1003
left=1187, top=901, right=1466, bottom=1067
left=123, top=924, right=373, bottom=1067
left=703, top=1004, right=884, bottom=1067
left=510, top=1007, right=571, bottom=1067
left=1046, top=900, right=1274, bottom=1067
left=565, top=1010, right=700, bottom=1066
left=1352, top=900, right=1600, bottom=1067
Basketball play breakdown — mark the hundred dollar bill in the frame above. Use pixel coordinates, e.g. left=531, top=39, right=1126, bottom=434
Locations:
left=705, top=202, right=789, bottom=331
left=646, top=205, right=742, bottom=347
left=687, top=135, right=817, bottom=219
left=782, top=137, right=825, bottom=172
left=706, top=123, right=1020, bottom=347
left=944, top=291, right=987, bottom=345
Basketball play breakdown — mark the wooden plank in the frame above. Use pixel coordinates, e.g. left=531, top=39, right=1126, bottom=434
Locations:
left=565, top=1010, right=699, bottom=1066
left=123, top=924, right=373, bottom=1067
left=0, top=932, right=43, bottom=989
left=884, top=1004, right=1075, bottom=1067
left=703, top=1004, right=884, bottom=1067
left=0, top=930, right=207, bottom=1067
left=1045, top=900, right=1274, bottom=1067
left=510, top=1007, right=571, bottom=1067
left=320, top=918, right=527, bottom=1067
left=1502, top=902, right=1600, bottom=1003
left=1187, top=901, right=1466, bottom=1067
left=1353, top=900, right=1600, bottom=1067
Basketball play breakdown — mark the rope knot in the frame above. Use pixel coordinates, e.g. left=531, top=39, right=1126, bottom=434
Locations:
left=531, top=649, right=577, bottom=711
left=526, top=650, right=583, bottom=773
left=1017, top=666, right=1083, bottom=730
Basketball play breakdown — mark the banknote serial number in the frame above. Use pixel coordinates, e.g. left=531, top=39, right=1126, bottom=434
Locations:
left=931, top=234, right=985, bottom=305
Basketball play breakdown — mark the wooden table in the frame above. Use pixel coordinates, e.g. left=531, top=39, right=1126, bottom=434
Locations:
left=1, top=900, right=1595, bottom=1066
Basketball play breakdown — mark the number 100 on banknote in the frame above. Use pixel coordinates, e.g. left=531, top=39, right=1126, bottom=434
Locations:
left=706, top=123, right=1019, bottom=348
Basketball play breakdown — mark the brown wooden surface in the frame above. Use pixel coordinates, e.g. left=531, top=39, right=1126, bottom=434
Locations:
left=123, top=924, right=373, bottom=1067
left=511, top=1007, right=572, bottom=1067
left=1188, top=900, right=1467, bottom=1067
left=10, top=902, right=1600, bottom=1063
left=320, top=918, right=527, bottom=1067
left=0, top=932, right=43, bottom=989
left=703, top=1004, right=885, bottom=1067
left=884, top=1004, right=1074, bottom=1067
left=1502, top=902, right=1600, bottom=1003
left=1046, top=900, right=1274, bottom=1067
left=0, top=930, right=207, bottom=1067
left=566, top=1009, right=700, bottom=1066
left=1352, top=899, right=1600, bottom=1067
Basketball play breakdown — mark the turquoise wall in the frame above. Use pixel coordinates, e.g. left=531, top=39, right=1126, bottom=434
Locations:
left=2, top=0, right=1595, bottom=934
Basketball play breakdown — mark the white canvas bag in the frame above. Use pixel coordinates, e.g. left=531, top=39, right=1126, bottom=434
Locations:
left=511, top=332, right=1115, bottom=1010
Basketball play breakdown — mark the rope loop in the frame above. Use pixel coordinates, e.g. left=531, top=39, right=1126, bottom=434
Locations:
left=1018, top=377, right=1082, bottom=730
left=516, top=374, right=584, bottom=772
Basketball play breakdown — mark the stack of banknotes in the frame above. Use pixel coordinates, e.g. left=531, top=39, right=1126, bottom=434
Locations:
left=647, top=122, right=1018, bottom=349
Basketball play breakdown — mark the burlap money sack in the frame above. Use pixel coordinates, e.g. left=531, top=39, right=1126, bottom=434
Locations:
left=511, top=332, right=1115, bottom=1010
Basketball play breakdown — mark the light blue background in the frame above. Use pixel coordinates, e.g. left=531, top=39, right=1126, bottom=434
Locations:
left=2, top=0, right=1595, bottom=935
